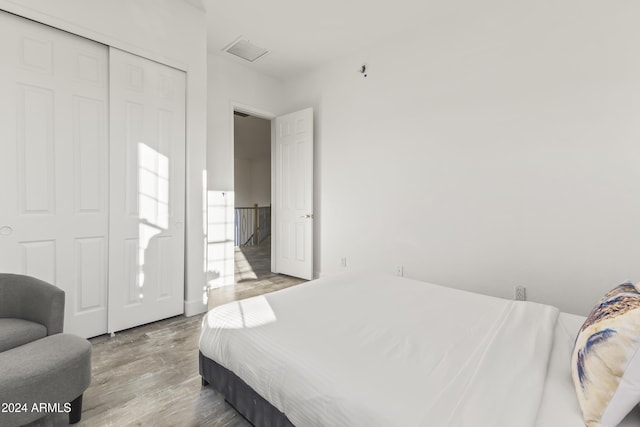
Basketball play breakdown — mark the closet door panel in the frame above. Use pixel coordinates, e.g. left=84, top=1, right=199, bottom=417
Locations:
left=0, top=11, right=109, bottom=338
left=108, top=48, right=186, bottom=333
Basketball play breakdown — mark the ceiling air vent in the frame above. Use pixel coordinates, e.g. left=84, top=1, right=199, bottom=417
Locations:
left=223, top=37, right=269, bottom=62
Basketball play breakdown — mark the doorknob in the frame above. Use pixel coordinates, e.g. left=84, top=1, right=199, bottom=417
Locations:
left=300, top=214, right=314, bottom=219
left=0, top=226, right=13, bottom=236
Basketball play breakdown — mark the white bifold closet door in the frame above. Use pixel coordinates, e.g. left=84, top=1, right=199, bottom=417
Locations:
left=0, top=11, right=110, bottom=338
left=107, top=48, right=186, bottom=334
left=0, top=12, right=186, bottom=337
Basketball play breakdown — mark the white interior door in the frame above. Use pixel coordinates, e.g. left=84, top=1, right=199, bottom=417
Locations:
left=108, top=48, right=186, bottom=333
left=0, top=11, right=109, bottom=338
left=274, top=108, right=314, bottom=280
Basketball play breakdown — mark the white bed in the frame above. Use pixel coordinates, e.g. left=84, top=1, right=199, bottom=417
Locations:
left=199, top=272, right=640, bottom=426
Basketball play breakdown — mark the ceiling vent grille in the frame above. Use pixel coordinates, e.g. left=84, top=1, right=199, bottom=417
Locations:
left=223, top=37, right=269, bottom=62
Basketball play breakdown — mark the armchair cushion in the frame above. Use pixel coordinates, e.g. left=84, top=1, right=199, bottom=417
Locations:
left=0, top=274, right=65, bottom=335
left=0, top=333, right=92, bottom=426
left=0, top=318, right=47, bottom=352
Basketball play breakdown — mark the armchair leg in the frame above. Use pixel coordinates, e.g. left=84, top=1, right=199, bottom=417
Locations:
left=69, top=394, right=83, bottom=424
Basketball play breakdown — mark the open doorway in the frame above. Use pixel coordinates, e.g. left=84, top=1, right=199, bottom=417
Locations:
left=203, top=109, right=305, bottom=309
left=233, top=111, right=272, bottom=280
left=206, top=106, right=313, bottom=310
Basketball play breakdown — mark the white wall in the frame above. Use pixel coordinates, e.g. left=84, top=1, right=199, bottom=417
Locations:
left=251, top=157, right=271, bottom=206
left=208, top=52, right=285, bottom=190
left=207, top=52, right=283, bottom=287
left=284, top=1, right=640, bottom=315
left=0, top=0, right=209, bottom=315
left=234, top=157, right=271, bottom=207
left=234, top=158, right=253, bottom=207
left=233, top=114, right=272, bottom=207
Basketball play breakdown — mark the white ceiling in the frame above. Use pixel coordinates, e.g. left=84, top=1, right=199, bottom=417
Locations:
left=203, top=0, right=463, bottom=81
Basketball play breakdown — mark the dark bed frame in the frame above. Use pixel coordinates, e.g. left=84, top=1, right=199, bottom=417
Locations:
left=199, top=351, right=295, bottom=427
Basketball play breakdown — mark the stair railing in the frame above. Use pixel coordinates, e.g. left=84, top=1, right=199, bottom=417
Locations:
left=234, top=204, right=271, bottom=247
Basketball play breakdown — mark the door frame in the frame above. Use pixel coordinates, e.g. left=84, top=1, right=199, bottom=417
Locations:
left=230, top=102, right=278, bottom=274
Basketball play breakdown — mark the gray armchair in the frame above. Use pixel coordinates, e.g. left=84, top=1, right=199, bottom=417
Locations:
left=0, top=273, right=65, bottom=352
left=0, top=274, right=92, bottom=426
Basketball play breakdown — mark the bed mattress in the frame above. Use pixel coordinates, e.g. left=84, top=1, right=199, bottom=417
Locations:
left=199, top=272, right=640, bottom=426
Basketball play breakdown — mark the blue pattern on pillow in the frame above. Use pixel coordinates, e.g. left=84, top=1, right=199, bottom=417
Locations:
left=571, top=282, right=640, bottom=427
left=576, top=328, right=616, bottom=388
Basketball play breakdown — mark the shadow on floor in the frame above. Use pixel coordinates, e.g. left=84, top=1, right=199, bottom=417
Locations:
left=207, top=237, right=306, bottom=310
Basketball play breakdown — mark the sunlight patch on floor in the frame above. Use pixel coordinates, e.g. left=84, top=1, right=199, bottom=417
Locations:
left=234, top=248, right=258, bottom=281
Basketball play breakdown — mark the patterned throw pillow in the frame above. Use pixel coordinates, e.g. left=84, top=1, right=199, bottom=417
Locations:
left=571, top=282, right=640, bottom=427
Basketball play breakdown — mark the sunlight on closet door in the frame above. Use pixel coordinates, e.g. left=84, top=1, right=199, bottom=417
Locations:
left=108, top=48, right=186, bottom=334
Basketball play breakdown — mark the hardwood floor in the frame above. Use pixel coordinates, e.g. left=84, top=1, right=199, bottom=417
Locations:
left=207, top=238, right=305, bottom=310
left=26, top=239, right=305, bottom=427
left=26, top=314, right=247, bottom=427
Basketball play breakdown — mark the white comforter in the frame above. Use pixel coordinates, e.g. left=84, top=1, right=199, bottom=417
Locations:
left=200, top=272, right=559, bottom=427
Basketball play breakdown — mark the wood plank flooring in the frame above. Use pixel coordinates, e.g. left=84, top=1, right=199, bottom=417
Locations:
left=26, top=314, right=247, bottom=427
left=207, top=239, right=305, bottom=310
left=26, top=240, right=305, bottom=427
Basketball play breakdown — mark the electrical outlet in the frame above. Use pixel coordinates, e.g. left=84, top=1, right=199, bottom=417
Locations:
left=340, top=257, right=347, bottom=268
left=515, top=285, right=526, bottom=301
left=395, top=265, right=404, bottom=277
